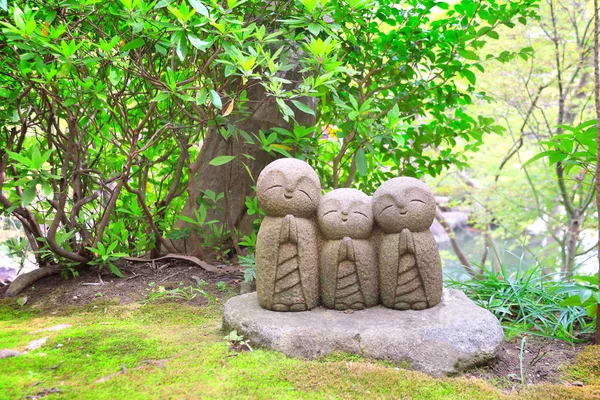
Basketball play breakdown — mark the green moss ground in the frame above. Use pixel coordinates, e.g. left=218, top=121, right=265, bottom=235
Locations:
left=0, top=299, right=598, bottom=400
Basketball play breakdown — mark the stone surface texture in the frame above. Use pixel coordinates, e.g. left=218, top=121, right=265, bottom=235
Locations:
left=223, top=289, right=504, bottom=376
left=255, top=159, right=321, bottom=311
left=0, top=349, right=22, bottom=359
left=372, top=177, right=443, bottom=310
left=317, top=189, right=378, bottom=310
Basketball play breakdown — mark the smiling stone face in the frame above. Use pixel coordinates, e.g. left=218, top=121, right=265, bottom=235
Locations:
left=256, top=158, right=321, bottom=218
left=318, top=188, right=373, bottom=240
left=372, top=177, right=436, bottom=233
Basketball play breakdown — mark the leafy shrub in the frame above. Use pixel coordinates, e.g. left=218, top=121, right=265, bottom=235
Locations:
left=448, top=263, right=595, bottom=341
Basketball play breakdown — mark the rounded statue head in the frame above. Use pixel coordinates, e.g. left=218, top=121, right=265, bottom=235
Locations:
left=256, top=158, right=321, bottom=218
left=372, top=177, right=436, bottom=233
left=318, top=188, right=373, bottom=240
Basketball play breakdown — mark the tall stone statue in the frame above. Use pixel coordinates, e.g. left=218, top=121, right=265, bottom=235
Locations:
left=317, top=189, right=378, bottom=310
left=255, top=159, right=321, bottom=311
left=372, top=177, right=443, bottom=310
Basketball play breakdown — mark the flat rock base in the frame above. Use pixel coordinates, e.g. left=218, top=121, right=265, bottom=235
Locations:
left=223, top=289, right=503, bottom=375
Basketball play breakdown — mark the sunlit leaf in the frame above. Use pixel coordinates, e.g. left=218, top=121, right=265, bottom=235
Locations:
left=209, top=155, right=235, bottom=166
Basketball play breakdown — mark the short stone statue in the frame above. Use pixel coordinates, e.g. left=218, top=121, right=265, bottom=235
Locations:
left=317, top=189, right=378, bottom=310
left=372, top=177, right=443, bottom=310
left=255, top=158, right=321, bottom=311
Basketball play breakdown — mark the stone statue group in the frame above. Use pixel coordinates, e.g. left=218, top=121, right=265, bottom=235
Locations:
left=255, top=158, right=443, bottom=312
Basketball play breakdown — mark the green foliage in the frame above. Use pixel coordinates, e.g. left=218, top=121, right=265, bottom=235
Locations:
left=300, top=0, right=538, bottom=191
left=238, top=254, right=256, bottom=283
left=224, top=329, right=253, bottom=351
left=556, top=275, right=600, bottom=318
left=448, top=263, right=595, bottom=342
left=0, top=0, right=540, bottom=270
left=143, top=280, right=216, bottom=303
left=525, top=119, right=597, bottom=174
left=215, top=281, right=227, bottom=292
left=0, top=0, right=341, bottom=268
left=86, top=241, right=128, bottom=277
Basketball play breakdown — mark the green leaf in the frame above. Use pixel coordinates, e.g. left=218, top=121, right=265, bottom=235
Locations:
left=41, top=181, right=54, bottom=200
left=548, top=151, right=567, bottom=165
left=560, top=295, right=583, bottom=307
left=486, top=30, right=499, bottom=39
left=121, top=38, right=145, bottom=52
left=276, top=98, right=294, bottom=117
left=175, top=93, right=195, bottom=102
left=21, top=184, right=36, bottom=207
left=151, top=92, right=171, bottom=102
left=458, top=49, right=479, bottom=61
left=0, top=0, right=7, bottom=11
left=177, top=215, right=199, bottom=225
left=108, top=263, right=124, bottom=278
left=578, top=288, right=593, bottom=304
left=187, top=34, right=212, bottom=51
left=355, top=148, right=367, bottom=176
left=462, top=69, right=476, bottom=85
left=189, top=0, right=209, bottom=16
left=210, top=90, right=222, bottom=109
left=176, top=35, right=188, bottom=61
left=196, top=88, right=208, bottom=105
left=307, top=23, right=322, bottom=36
left=522, top=150, right=556, bottom=167
left=107, top=241, right=118, bottom=253
left=7, top=151, right=33, bottom=168
left=291, top=100, right=315, bottom=116
left=209, top=155, right=235, bottom=166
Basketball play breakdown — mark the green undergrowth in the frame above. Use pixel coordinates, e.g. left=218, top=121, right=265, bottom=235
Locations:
left=565, top=345, right=600, bottom=386
left=447, top=264, right=594, bottom=342
left=0, top=299, right=598, bottom=400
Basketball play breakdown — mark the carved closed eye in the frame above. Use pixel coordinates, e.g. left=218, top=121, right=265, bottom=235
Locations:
left=265, top=184, right=282, bottom=191
left=379, top=204, right=394, bottom=215
left=322, top=209, right=337, bottom=217
left=410, top=199, right=426, bottom=204
left=298, top=189, right=313, bottom=201
left=353, top=211, right=369, bottom=219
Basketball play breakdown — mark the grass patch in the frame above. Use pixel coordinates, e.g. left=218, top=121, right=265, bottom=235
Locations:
left=0, top=299, right=598, bottom=399
left=0, top=301, right=37, bottom=323
left=565, top=345, right=600, bottom=386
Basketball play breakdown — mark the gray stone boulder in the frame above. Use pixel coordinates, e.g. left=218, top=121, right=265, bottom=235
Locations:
left=223, top=288, right=503, bottom=376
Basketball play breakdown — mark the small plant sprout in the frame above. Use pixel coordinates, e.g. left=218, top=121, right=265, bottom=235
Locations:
left=239, top=254, right=256, bottom=283
left=224, top=330, right=253, bottom=352
left=216, top=281, right=227, bottom=292
left=143, top=283, right=216, bottom=304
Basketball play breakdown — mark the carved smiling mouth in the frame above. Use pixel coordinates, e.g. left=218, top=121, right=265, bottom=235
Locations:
left=284, top=193, right=293, bottom=199
left=399, top=210, right=408, bottom=215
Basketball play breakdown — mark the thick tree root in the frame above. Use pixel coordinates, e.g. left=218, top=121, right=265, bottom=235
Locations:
left=5, top=267, right=61, bottom=298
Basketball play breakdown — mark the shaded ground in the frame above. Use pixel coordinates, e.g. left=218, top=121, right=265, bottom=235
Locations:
left=0, top=262, right=598, bottom=399
left=468, top=336, right=591, bottom=389
left=0, top=260, right=245, bottom=307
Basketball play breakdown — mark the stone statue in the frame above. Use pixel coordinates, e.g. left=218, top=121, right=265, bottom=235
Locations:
left=317, top=189, right=378, bottom=310
left=255, top=158, right=321, bottom=311
left=372, top=177, right=443, bottom=310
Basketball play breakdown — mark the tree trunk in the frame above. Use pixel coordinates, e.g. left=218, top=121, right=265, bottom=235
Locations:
left=593, top=0, right=600, bottom=345
left=435, top=208, right=481, bottom=278
left=173, top=69, right=316, bottom=261
left=562, top=211, right=581, bottom=279
left=5, top=266, right=62, bottom=298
